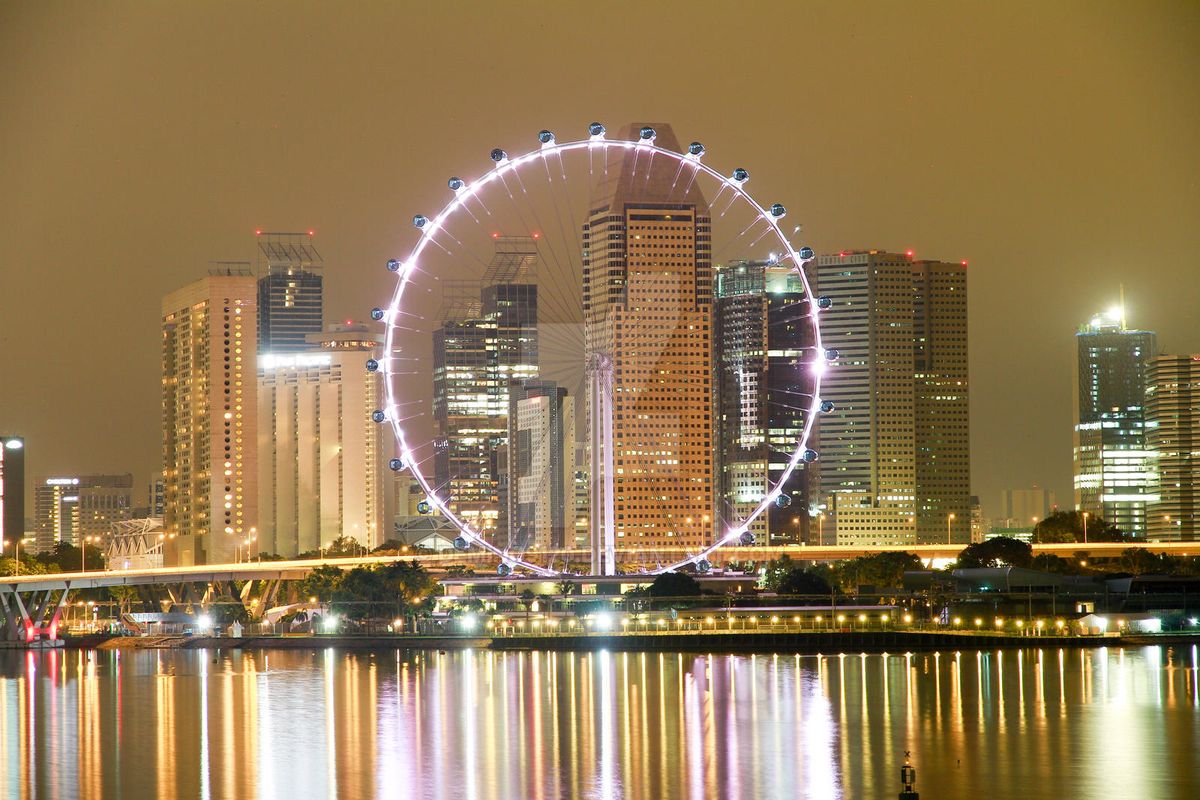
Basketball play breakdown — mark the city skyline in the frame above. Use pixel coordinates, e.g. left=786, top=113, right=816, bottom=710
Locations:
left=2, top=3, right=1198, bottom=519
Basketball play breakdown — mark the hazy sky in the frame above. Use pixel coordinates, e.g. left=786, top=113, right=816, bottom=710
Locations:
left=1, top=1, right=1197, bottom=516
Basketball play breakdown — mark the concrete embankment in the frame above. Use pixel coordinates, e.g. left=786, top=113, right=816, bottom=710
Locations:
left=65, top=630, right=1200, bottom=653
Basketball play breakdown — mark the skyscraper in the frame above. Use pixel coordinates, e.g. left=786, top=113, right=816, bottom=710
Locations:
left=257, top=323, right=388, bottom=557
left=506, top=380, right=575, bottom=552
left=0, top=436, right=24, bottom=553
left=713, top=260, right=813, bottom=544
left=913, top=258, right=970, bottom=543
left=33, top=474, right=133, bottom=553
left=1145, top=355, right=1199, bottom=541
left=432, top=239, right=539, bottom=539
left=814, top=251, right=917, bottom=546
left=257, top=231, right=324, bottom=353
left=162, top=267, right=258, bottom=565
left=583, top=122, right=713, bottom=555
left=1073, top=307, right=1156, bottom=536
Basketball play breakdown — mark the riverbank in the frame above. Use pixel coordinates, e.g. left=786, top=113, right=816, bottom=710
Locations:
left=64, top=629, right=1200, bottom=654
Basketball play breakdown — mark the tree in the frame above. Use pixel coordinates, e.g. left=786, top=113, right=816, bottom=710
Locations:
left=297, top=565, right=344, bottom=601
left=556, top=580, right=578, bottom=596
left=1029, top=553, right=1086, bottom=575
left=1119, top=548, right=1173, bottom=576
left=775, top=568, right=833, bottom=596
left=957, top=537, right=1032, bottom=569
left=645, top=571, right=703, bottom=598
left=517, top=589, right=537, bottom=617
left=833, top=551, right=921, bottom=590
left=1033, top=510, right=1125, bottom=543
left=762, top=555, right=796, bottom=592
left=380, top=560, right=437, bottom=605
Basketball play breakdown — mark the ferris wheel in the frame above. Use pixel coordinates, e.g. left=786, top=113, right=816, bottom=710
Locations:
left=371, top=122, right=831, bottom=578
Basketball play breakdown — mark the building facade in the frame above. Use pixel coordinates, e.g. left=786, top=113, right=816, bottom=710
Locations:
left=1073, top=309, right=1156, bottom=536
left=1145, top=355, right=1199, bottom=541
left=582, top=122, right=713, bottom=551
left=913, top=259, right=970, bottom=543
left=33, top=474, right=133, bottom=553
left=506, top=380, right=575, bottom=552
left=432, top=245, right=539, bottom=541
left=0, top=436, right=24, bottom=553
left=713, top=260, right=813, bottom=545
left=997, top=486, right=1058, bottom=529
left=257, top=324, right=388, bottom=557
left=256, top=231, right=324, bottom=353
left=162, top=269, right=258, bottom=565
left=814, top=251, right=917, bottom=546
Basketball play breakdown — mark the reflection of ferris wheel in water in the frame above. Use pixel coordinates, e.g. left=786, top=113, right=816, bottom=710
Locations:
left=372, top=122, right=831, bottom=578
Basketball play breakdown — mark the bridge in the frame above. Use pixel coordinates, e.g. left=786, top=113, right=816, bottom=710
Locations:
left=3, top=541, right=1194, bottom=645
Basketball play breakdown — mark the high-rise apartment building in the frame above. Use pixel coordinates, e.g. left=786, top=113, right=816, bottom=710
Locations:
left=257, top=324, right=388, bottom=557
left=257, top=231, right=324, bottom=353
left=162, top=267, right=258, bottom=565
left=1145, top=355, right=1199, bottom=541
left=913, top=259, right=970, bottom=543
left=1073, top=308, right=1156, bottom=536
left=506, top=380, right=574, bottom=552
left=432, top=240, right=539, bottom=540
left=0, top=436, right=24, bottom=551
left=582, top=122, right=714, bottom=552
left=33, top=474, right=133, bottom=552
left=713, top=260, right=813, bottom=544
left=814, top=251, right=917, bottom=545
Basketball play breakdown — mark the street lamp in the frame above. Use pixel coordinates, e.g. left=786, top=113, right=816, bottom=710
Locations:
left=1081, top=511, right=1089, bottom=543
left=818, top=513, right=825, bottom=547
left=4, top=537, right=33, bottom=575
left=81, top=535, right=101, bottom=574
left=947, top=513, right=956, bottom=545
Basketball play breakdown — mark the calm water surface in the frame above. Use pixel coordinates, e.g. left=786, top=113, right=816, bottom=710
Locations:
left=0, top=644, right=1197, bottom=799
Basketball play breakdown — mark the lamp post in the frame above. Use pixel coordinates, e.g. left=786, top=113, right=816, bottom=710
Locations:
left=1082, top=511, right=1089, bottom=543
left=947, top=513, right=956, bottom=545
left=818, top=513, right=825, bottom=547
left=81, top=535, right=100, bottom=574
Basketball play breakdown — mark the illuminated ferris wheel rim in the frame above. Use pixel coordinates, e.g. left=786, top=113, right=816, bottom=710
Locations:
left=376, top=124, right=828, bottom=578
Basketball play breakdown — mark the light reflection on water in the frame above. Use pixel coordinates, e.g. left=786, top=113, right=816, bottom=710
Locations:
left=0, top=645, right=1197, bottom=799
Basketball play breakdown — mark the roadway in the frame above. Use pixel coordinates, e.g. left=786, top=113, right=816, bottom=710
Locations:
left=3, top=540, right=1196, bottom=592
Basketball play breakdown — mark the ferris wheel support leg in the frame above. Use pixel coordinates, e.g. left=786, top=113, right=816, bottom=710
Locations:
left=589, top=363, right=603, bottom=576
left=601, top=366, right=616, bottom=576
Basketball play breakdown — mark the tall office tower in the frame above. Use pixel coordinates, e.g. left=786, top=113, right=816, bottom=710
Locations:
left=432, top=239, right=539, bottom=540
left=0, top=436, right=25, bottom=552
left=162, top=267, right=258, bottom=565
left=256, top=231, right=324, bottom=353
left=913, top=259, right=970, bottom=543
left=150, top=473, right=166, bottom=517
left=713, top=260, right=813, bottom=545
left=1145, top=355, right=1200, bottom=541
left=582, top=122, right=713, bottom=553
left=997, top=486, right=1058, bottom=528
left=33, top=474, right=133, bottom=552
left=1073, top=307, right=1156, bottom=536
left=506, top=380, right=575, bottom=552
left=573, top=443, right=589, bottom=549
left=813, top=251, right=916, bottom=546
left=257, top=323, right=388, bottom=557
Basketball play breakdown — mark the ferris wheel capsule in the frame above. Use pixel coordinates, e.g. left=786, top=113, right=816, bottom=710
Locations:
left=386, top=259, right=401, bottom=272
left=448, top=177, right=465, bottom=192
left=639, top=126, right=656, bottom=141
left=412, top=214, right=428, bottom=229
left=687, top=141, right=705, bottom=157
left=537, top=129, right=555, bottom=145
left=453, top=536, right=470, bottom=551
left=769, top=203, right=786, bottom=218
left=388, top=457, right=405, bottom=471
left=497, top=563, right=512, bottom=577
left=799, top=246, right=816, bottom=260
left=588, top=122, right=606, bottom=138
left=732, top=167, right=749, bottom=183
left=490, top=148, right=508, bottom=163
left=696, top=559, right=712, bottom=573
left=739, top=531, right=756, bottom=546
left=370, top=307, right=385, bottom=321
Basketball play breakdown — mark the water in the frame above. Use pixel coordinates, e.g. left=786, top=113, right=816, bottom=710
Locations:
left=1, top=644, right=1197, bottom=799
